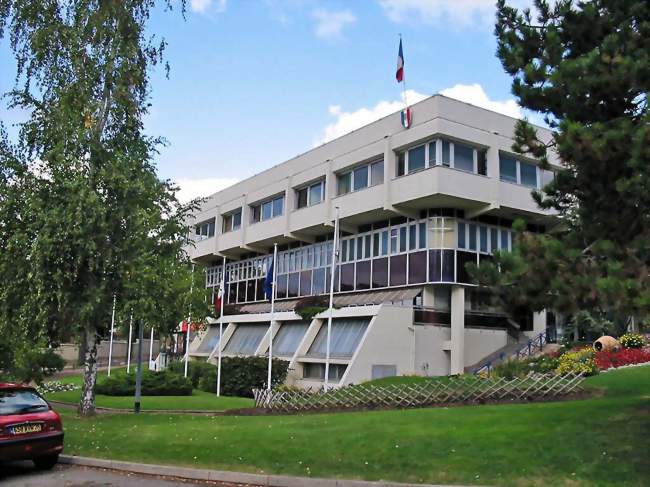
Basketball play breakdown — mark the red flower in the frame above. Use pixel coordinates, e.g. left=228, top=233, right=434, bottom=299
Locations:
left=594, top=348, right=650, bottom=370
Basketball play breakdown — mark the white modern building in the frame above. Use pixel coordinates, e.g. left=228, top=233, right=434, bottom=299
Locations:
left=186, top=94, right=561, bottom=387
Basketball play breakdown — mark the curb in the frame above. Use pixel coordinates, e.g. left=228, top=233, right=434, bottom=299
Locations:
left=59, top=455, right=473, bottom=487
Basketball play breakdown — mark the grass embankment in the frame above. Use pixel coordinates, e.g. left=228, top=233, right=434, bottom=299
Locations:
left=46, top=368, right=253, bottom=411
left=58, top=366, right=650, bottom=486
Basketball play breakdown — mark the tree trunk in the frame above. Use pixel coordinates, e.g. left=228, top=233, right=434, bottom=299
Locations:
left=78, top=327, right=99, bottom=417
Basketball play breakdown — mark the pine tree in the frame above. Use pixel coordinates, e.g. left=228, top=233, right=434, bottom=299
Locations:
left=474, top=0, right=650, bottom=331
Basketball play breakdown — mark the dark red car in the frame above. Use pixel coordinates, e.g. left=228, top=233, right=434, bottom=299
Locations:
left=0, top=383, right=64, bottom=469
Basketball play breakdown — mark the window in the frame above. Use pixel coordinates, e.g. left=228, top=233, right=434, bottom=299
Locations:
left=500, top=154, right=539, bottom=188
left=397, top=139, right=485, bottom=176
left=408, top=145, right=426, bottom=172
left=303, top=363, right=347, bottom=382
left=307, top=318, right=369, bottom=358
left=222, top=209, right=242, bottom=233
left=454, top=143, right=474, bottom=172
left=337, top=159, right=384, bottom=196
left=224, top=324, right=267, bottom=355
left=353, top=165, right=369, bottom=191
left=273, top=322, right=309, bottom=357
left=297, top=180, right=325, bottom=209
left=0, top=389, right=49, bottom=416
left=196, top=327, right=221, bottom=353
left=195, top=219, right=215, bottom=240
left=251, top=195, right=284, bottom=223
left=520, top=161, right=538, bottom=188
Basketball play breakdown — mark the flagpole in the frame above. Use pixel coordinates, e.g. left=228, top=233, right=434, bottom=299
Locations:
left=399, top=34, right=408, bottom=109
left=107, top=294, right=116, bottom=377
left=127, top=312, right=133, bottom=373
left=267, top=243, right=278, bottom=391
left=324, top=207, right=340, bottom=392
left=184, top=264, right=195, bottom=378
left=217, top=256, right=226, bottom=396
left=149, top=327, right=154, bottom=370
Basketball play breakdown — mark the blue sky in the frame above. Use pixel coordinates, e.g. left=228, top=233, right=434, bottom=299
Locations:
left=0, top=0, right=536, bottom=202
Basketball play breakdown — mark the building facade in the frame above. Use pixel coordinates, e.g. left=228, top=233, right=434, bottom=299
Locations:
left=186, top=94, right=560, bottom=387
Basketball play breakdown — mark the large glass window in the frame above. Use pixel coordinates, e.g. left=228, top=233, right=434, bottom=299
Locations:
left=408, top=145, right=426, bottom=172
left=353, top=165, right=369, bottom=191
left=197, top=327, right=222, bottom=353
left=273, top=322, right=309, bottom=357
left=520, top=161, right=538, bottom=188
left=224, top=324, right=267, bottom=355
left=500, top=155, right=518, bottom=183
left=307, top=318, right=369, bottom=358
left=454, top=143, right=474, bottom=172
left=337, top=172, right=352, bottom=195
left=222, top=209, right=242, bottom=233
left=370, top=160, right=384, bottom=186
left=308, top=181, right=323, bottom=206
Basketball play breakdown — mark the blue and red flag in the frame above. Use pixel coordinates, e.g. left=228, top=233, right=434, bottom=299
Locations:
left=396, top=38, right=404, bottom=83
left=263, top=259, right=274, bottom=301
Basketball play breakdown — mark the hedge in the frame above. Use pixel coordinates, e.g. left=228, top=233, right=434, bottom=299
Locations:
left=170, top=357, right=289, bottom=398
left=96, top=370, right=193, bottom=396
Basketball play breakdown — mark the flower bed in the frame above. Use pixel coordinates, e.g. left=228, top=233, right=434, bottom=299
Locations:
left=37, top=381, right=80, bottom=395
left=595, top=348, right=650, bottom=371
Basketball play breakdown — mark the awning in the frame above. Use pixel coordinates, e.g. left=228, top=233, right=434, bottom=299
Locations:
left=234, top=287, right=422, bottom=315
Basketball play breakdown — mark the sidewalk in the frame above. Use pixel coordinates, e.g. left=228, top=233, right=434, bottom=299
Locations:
left=60, top=455, right=476, bottom=487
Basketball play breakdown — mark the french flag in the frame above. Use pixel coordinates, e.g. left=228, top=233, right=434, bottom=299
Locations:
left=396, top=38, right=404, bottom=83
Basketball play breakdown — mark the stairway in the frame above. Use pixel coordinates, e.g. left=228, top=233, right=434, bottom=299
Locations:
left=465, top=336, right=528, bottom=373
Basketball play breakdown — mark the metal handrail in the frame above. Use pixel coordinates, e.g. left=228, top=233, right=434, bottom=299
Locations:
left=473, top=329, right=548, bottom=376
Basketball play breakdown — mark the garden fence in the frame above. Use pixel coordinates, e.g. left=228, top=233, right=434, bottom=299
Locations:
left=253, top=373, right=585, bottom=412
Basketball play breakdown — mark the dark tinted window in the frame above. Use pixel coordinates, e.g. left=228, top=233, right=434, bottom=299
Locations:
left=356, top=261, right=371, bottom=290
left=389, top=255, right=407, bottom=286
left=408, top=251, right=427, bottom=284
left=372, top=258, right=388, bottom=288
left=0, top=389, right=49, bottom=416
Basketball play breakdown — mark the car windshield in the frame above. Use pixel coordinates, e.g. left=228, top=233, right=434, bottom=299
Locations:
left=0, top=389, right=50, bottom=415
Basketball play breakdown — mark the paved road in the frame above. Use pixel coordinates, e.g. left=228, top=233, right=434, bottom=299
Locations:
left=0, top=461, right=252, bottom=486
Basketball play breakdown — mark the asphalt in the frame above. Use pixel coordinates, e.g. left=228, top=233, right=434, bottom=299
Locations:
left=0, top=461, right=252, bottom=487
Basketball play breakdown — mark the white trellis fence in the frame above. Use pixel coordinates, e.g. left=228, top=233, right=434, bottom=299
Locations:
left=253, top=373, right=585, bottom=412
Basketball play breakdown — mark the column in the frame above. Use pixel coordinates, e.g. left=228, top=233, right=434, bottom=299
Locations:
left=450, top=285, right=465, bottom=375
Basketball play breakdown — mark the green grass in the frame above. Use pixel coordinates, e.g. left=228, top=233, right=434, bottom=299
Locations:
left=46, top=368, right=253, bottom=411
left=57, top=366, right=650, bottom=486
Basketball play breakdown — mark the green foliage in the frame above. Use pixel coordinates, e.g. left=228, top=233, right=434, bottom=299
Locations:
left=556, top=348, right=599, bottom=376
left=0, top=347, right=65, bottom=384
left=619, top=333, right=646, bottom=349
left=96, top=370, right=192, bottom=396
left=492, top=354, right=560, bottom=379
left=0, top=1, right=211, bottom=414
left=169, top=357, right=289, bottom=398
left=472, top=1, right=650, bottom=330
left=295, top=295, right=329, bottom=321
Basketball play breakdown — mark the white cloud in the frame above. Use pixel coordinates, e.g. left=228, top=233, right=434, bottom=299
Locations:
left=174, top=177, right=238, bottom=203
left=316, top=84, right=523, bottom=145
left=315, top=90, right=428, bottom=145
left=440, top=83, right=522, bottom=118
left=190, top=0, right=227, bottom=14
left=312, top=9, right=357, bottom=39
left=378, top=0, right=531, bottom=26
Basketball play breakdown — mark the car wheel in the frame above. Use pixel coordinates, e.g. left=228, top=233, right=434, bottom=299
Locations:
left=33, top=454, right=59, bottom=470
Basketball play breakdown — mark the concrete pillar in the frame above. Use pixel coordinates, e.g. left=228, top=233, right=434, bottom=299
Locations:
left=532, top=310, right=547, bottom=335
left=422, top=285, right=435, bottom=307
left=450, top=285, right=465, bottom=375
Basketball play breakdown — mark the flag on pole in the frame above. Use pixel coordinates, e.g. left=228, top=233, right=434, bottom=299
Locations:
left=263, top=259, right=274, bottom=301
left=396, top=38, right=404, bottom=83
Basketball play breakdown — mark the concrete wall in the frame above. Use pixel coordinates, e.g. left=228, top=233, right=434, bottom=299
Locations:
left=56, top=339, right=161, bottom=367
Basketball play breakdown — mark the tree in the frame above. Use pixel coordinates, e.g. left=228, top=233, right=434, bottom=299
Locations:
left=0, top=0, right=209, bottom=415
left=472, top=1, right=650, bottom=331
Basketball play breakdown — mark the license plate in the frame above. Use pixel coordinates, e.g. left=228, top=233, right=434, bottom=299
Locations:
left=10, top=423, right=43, bottom=435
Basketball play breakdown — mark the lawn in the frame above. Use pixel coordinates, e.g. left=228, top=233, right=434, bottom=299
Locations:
left=46, top=368, right=254, bottom=411
left=57, top=366, right=650, bottom=486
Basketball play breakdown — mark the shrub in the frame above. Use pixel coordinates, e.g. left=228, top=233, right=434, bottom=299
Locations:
left=195, top=357, right=290, bottom=398
left=168, top=360, right=214, bottom=388
left=492, top=353, right=560, bottom=379
left=619, top=333, right=646, bottom=349
left=595, top=348, right=650, bottom=370
left=96, top=370, right=192, bottom=396
left=295, top=295, right=329, bottom=321
left=555, top=348, right=598, bottom=376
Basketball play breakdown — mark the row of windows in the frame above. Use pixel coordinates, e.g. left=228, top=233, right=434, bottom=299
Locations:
left=500, top=155, right=554, bottom=189
left=296, top=180, right=325, bottom=209
left=397, top=139, right=487, bottom=177
left=222, top=209, right=242, bottom=233
left=220, top=249, right=497, bottom=305
left=457, top=221, right=512, bottom=253
left=251, top=195, right=285, bottom=223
